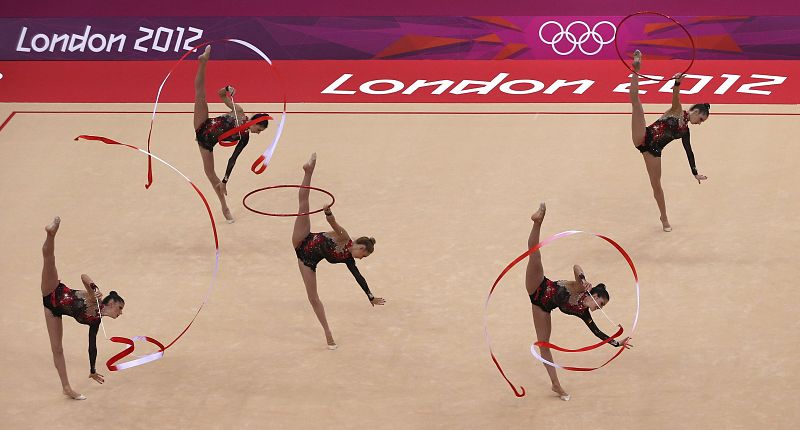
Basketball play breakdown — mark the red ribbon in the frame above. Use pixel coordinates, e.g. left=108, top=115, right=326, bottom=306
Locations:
left=216, top=115, right=273, bottom=147
left=144, top=39, right=287, bottom=187
left=532, top=325, right=626, bottom=372
left=485, top=230, right=640, bottom=396
left=75, top=134, right=220, bottom=371
left=106, top=336, right=166, bottom=371
left=251, top=155, right=267, bottom=175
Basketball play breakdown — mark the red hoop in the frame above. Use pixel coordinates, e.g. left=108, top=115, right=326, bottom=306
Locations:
left=242, top=185, right=335, bottom=217
left=614, top=11, right=696, bottom=81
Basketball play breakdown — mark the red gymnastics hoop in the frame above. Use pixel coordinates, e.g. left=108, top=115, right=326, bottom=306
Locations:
left=242, top=185, right=336, bottom=217
left=614, top=11, right=696, bottom=81
left=484, top=230, right=640, bottom=397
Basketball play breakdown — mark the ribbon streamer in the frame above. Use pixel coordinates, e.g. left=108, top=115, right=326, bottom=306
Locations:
left=75, top=134, right=220, bottom=371
left=144, top=38, right=287, bottom=188
left=484, top=230, right=640, bottom=396
left=217, top=115, right=273, bottom=147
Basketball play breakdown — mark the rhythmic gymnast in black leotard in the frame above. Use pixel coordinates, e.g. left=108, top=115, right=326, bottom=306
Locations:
left=629, top=49, right=710, bottom=232
left=39, top=217, right=124, bottom=400
left=525, top=203, right=632, bottom=401
left=194, top=45, right=271, bottom=223
left=291, top=153, right=385, bottom=349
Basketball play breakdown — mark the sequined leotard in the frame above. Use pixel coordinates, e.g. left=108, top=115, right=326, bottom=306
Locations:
left=295, top=232, right=375, bottom=301
left=529, top=277, right=620, bottom=346
left=194, top=113, right=251, bottom=181
left=637, top=110, right=698, bottom=175
left=43, top=282, right=102, bottom=372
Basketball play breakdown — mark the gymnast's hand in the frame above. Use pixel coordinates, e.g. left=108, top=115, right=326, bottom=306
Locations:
left=694, top=173, right=708, bottom=184
left=672, top=73, right=684, bottom=83
left=621, top=337, right=634, bottom=349
left=370, top=297, right=386, bottom=306
left=581, top=279, right=592, bottom=292
left=89, top=372, right=105, bottom=384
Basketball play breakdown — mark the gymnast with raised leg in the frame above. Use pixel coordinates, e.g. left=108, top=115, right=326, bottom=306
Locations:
left=292, top=153, right=385, bottom=349
left=629, top=49, right=709, bottom=232
left=525, top=203, right=631, bottom=401
left=40, top=217, right=125, bottom=400
left=194, top=45, right=271, bottom=223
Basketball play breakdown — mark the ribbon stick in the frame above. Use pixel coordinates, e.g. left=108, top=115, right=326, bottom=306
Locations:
left=75, top=135, right=220, bottom=371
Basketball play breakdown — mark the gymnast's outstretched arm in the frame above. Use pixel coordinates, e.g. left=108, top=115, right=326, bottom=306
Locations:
left=669, top=73, right=684, bottom=114
left=323, top=205, right=351, bottom=242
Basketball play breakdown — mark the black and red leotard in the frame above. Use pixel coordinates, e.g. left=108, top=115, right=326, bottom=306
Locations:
left=295, top=232, right=375, bottom=301
left=195, top=113, right=251, bottom=182
left=637, top=110, right=698, bottom=176
left=43, top=282, right=102, bottom=372
left=529, top=277, right=620, bottom=346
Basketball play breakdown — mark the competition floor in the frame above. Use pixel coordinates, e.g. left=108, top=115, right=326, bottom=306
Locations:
left=0, top=102, right=798, bottom=429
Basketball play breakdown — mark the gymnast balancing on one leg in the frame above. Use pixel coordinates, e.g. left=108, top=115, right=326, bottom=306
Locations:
left=525, top=204, right=632, bottom=401
left=291, top=153, right=385, bottom=349
left=39, top=217, right=125, bottom=400
left=194, top=45, right=271, bottom=223
left=629, top=49, right=709, bottom=232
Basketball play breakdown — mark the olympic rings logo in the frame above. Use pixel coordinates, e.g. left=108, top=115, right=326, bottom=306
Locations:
left=538, top=21, right=617, bottom=56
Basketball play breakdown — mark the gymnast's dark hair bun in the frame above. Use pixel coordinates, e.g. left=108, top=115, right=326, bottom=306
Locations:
left=250, top=113, right=271, bottom=129
left=690, top=103, right=711, bottom=116
left=355, top=236, right=376, bottom=253
left=102, top=290, right=125, bottom=305
left=589, top=283, right=610, bottom=301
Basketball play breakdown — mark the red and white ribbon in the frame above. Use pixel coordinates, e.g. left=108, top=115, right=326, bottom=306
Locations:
left=75, top=135, right=220, bottom=371
left=484, top=230, right=640, bottom=396
left=144, top=38, right=287, bottom=188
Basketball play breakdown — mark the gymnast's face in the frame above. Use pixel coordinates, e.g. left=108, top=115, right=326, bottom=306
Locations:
left=106, top=301, right=124, bottom=319
left=249, top=123, right=267, bottom=134
left=688, top=110, right=708, bottom=125
left=350, top=244, right=371, bottom=259
left=586, top=294, right=607, bottom=311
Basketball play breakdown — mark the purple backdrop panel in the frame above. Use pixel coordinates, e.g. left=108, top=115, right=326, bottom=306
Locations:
left=3, top=0, right=799, bottom=17
left=3, top=16, right=800, bottom=60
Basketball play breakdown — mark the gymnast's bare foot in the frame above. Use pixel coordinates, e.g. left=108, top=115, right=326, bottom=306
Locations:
left=632, top=49, right=642, bottom=72
left=222, top=207, right=234, bottom=224
left=552, top=385, right=570, bottom=401
left=303, top=152, right=317, bottom=174
left=45, top=217, right=61, bottom=236
left=63, top=386, right=86, bottom=400
left=199, top=45, right=211, bottom=62
left=531, top=203, right=546, bottom=224
left=326, top=333, right=337, bottom=350
left=660, top=216, right=672, bottom=232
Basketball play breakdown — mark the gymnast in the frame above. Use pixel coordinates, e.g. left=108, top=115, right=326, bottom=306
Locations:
left=291, top=153, right=385, bottom=349
left=525, top=203, right=631, bottom=401
left=39, top=217, right=125, bottom=400
left=629, top=49, right=709, bottom=231
left=194, top=45, right=271, bottom=223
